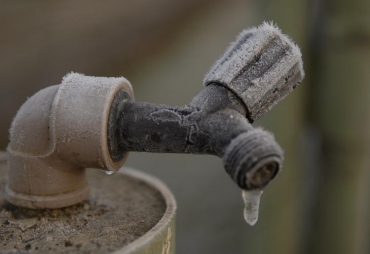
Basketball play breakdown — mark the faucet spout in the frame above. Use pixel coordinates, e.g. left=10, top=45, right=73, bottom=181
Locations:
left=108, top=84, right=283, bottom=190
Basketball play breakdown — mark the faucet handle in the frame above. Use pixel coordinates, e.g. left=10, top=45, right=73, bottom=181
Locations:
left=204, top=22, right=304, bottom=122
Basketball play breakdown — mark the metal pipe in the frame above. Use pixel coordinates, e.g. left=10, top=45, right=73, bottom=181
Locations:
left=108, top=84, right=283, bottom=190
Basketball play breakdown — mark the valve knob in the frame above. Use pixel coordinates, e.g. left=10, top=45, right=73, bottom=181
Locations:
left=204, top=22, right=304, bottom=122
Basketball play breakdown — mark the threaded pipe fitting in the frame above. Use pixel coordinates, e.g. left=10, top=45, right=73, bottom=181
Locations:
left=223, top=129, right=283, bottom=190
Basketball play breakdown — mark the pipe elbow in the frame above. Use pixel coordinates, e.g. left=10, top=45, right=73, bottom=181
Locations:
left=6, top=73, right=133, bottom=209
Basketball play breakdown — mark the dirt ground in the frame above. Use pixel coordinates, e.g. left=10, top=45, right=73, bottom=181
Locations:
left=0, top=159, right=166, bottom=254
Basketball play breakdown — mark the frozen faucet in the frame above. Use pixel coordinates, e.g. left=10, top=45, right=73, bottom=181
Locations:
left=6, top=23, right=304, bottom=211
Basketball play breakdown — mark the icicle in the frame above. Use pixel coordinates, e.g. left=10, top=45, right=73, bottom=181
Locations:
left=242, top=189, right=263, bottom=226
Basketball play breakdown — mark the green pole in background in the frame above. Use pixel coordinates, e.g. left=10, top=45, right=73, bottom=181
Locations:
left=244, top=0, right=308, bottom=253
left=306, top=0, right=370, bottom=253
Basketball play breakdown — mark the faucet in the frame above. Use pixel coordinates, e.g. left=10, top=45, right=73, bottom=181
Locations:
left=6, top=22, right=304, bottom=209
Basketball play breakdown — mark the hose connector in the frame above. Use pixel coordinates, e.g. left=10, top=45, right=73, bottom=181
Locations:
left=223, top=129, right=283, bottom=190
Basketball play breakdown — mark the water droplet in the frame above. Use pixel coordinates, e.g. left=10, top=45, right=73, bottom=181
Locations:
left=242, top=189, right=263, bottom=226
left=101, top=169, right=116, bottom=175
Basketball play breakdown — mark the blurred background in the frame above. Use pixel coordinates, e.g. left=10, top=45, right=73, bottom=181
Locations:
left=1, top=0, right=369, bottom=253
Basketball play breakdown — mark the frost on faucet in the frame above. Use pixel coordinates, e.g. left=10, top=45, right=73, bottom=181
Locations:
left=6, top=21, right=304, bottom=226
